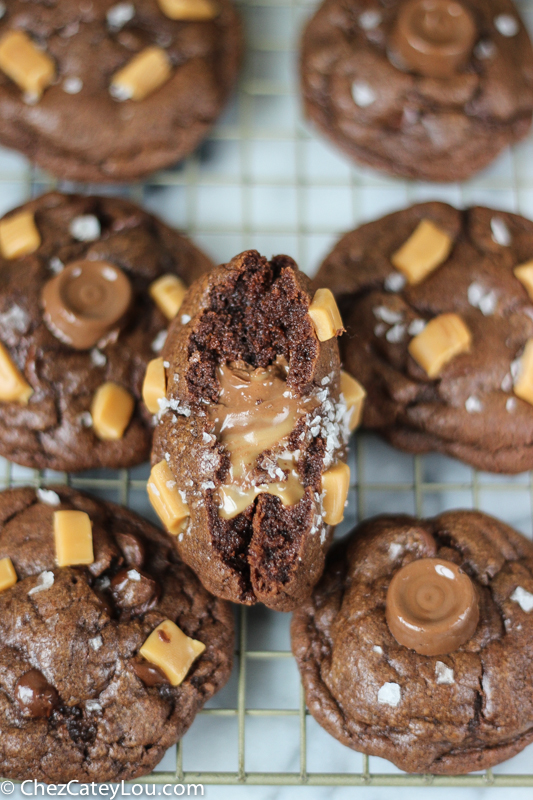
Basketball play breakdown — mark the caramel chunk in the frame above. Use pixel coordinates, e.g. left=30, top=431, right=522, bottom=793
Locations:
left=340, top=371, right=366, bottom=431
left=0, top=210, right=41, bottom=260
left=391, top=220, right=453, bottom=285
left=139, top=619, right=205, bottom=687
left=111, top=46, right=171, bottom=102
left=514, top=261, right=533, bottom=302
left=308, top=288, right=344, bottom=342
left=514, top=339, right=533, bottom=407
left=322, top=461, right=350, bottom=525
left=91, top=382, right=135, bottom=441
left=54, top=510, right=94, bottom=567
left=0, top=342, right=33, bottom=404
left=158, top=0, right=218, bottom=19
left=408, top=313, right=471, bottom=378
left=149, top=274, right=187, bottom=320
left=148, top=460, right=189, bottom=535
left=0, top=556, right=17, bottom=593
left=0, top=31, right=55, bottom=99
left=143, top=357, right=167, bottom=414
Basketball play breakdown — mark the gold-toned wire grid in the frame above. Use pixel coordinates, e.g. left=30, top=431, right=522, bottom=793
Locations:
left=1, top=0, right=533, bottom=788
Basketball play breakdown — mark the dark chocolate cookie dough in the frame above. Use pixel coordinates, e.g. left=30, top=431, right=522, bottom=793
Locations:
left=315, top=201, right=533, bottom=473
left=0, top=191, right=213, bottom=472
left=292, top=511, right=533, bottom=774
left=301, top=0, right=533, bottom=182
left=149, top=250, right=352, bottom=611
left=0, top=485, right=234, bottom=784
left=0, top=0, right=242, bottom=182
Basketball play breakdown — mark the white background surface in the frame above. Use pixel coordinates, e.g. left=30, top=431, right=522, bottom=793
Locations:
left=3, top=0, right=533, bottom=797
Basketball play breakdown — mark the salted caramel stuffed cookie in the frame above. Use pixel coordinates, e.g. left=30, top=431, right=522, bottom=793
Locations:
left=314, top=201, right=533, bottom=473
left=0, top=191, right=212, bottom=472
left=0, top=0, right=242, bottom=182
left=0, top=485, right=233, bottom=783
left=300, top=0, right=533, bottom=182
left=292, top=510, right=533, bottom=773
left=146, top=250, right=364, bottom=611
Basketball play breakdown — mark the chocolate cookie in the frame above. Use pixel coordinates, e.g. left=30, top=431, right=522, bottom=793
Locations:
left=0, top=0, right=242, bottom=182
left=147, top=249, right=359, bottom=611
left=300, top=0, right=533, bottom=182
left=0, top=191, right=213, bottom=472
left=292, top=510, right=533, bottom=774
left=0, top=485, right=234, bottom=783
left=315, top=201, right=533, bottom=473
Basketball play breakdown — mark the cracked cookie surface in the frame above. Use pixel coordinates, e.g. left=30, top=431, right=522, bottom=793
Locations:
left=315, top=201, right=533, bottom=473
left=0, top=485, right=234, bottom=784
left=0, top=0, right=242, bottom=182
left=0, top=191, right=212, bottom=472
left=300, top=0, right=533, bottom=182
left=291, top=511, right=533, bottom=774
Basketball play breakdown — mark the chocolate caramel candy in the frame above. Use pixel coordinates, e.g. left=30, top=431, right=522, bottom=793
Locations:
left=42, top=260, right=132, bottom=350
left=391, top=0, right=477, bottom=79
left=386, top=557, right=479, bottom=655
left=15, top=669, right=59, bottom=718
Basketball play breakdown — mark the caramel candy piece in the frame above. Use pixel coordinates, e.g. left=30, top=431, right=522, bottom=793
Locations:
left=513, top=339, right=533, bottom=407
left=148, top=460, right=189, bottom=535
left=111, top=46, right=171, bottom=102
left=91, top=382, right=135, bottom=441
left=390, top=0, right=477, bottom=79
left=0, top=342, right=33, bottom=404
left=308, top=288, right=344, bottom=342
left=341, top=371, right=366, bottom=431
left=0, top=31, right=56, bottom=99
left=158, top=0, right=218, bottom=20
left=391, top=220, right=453, bottom=285
left=149, top=274, right=187, bottom=320
left=54, top=510, right=94, bottom=567
left=143, top=357, right=167, bottom=414
left=408, top=313, right=471, bottom=378
left=322, top=461, right=350, bottom=525
left=0, top=556, right=17, bottom=593
left=514, top=261, right=533, bottom=302
left=0, top=210, right=41, bottom=260
left=42, top=260, right=132, bottom=350
left=139, top=619, right=205, bottom=687
left=386, top=558, right=479, bottom=655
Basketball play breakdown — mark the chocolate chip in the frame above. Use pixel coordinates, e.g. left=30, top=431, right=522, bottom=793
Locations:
left=15, top=669, right=59, bottom=718
left=131, top=660, right=170, bottom=687
left=110, top=568, right=159, bottom=615
left=115, top=531, right=146, bottom=568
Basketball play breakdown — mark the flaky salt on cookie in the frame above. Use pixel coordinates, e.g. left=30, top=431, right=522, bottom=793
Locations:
left=145, top=250, right=363, bottom=611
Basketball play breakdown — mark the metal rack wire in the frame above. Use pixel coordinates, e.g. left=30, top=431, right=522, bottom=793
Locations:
left=2, top=0, right=533, bottom=789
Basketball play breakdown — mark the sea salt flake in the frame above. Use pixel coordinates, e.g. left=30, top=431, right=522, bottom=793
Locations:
left=23, top=91, right=39, bottom=105
left=49, top=257, right=64, bottom=274
left=373, top=306, right=403, bottom=325
left=386, top=323, right=406, bottom=343
left=435, top=661, right=454, bottom=685
left=494, top=14, right=519, bottom=37
left=63, top=76, right=83, bottom=94
left=90, top=348, right=106, bottom=367
left=202, top=480, right=215, bottom=490
left=374, top=323, right=387, bottom=337
left=89, top=635, right=103, bottom=651
left=79, top=411, right=93, bottom=428
left=384, top=272, right=406, bottom=292
left=389, top=542, right=402, bottom=560
left=181, top=314, right=191, bottom=324
left=373, top=645, right=383, bottom=655
left=36, top=488, right=60, bottom=506
left=86, top=700, right=102, bottom=712
left=151, top=329, right=167, bottom=353
left=359, top=9, right=381, bottom=30
left=127, top=569, right=141, bottom=582
left=501, top=373, right=513, bottom=392
left=511, top=586, right=533, bottom=612
left=511, top=357, right=522, bottom=382
left=110, top=83, right=132, bottom=102
left=0, top=304, right=30, bottom=334
left=506, top=397, right=517, bottom=412
left=378, top=682, right=401, bottom=707
left=475, top=39, right=497, bottom=59
left=148, top=481, right=160, bottom=497
left=408, top=318, right=426, bottom=336
left=352, top=81, right=376, bottom=108
left=107, top=2, right=135, bottom=29
left=478, top=290, right=497, bottom=316
left=491, top=216, right=511, bottom=246
left=69, top=215, right=101, bottom=242
left=465, top=395, right=482, bottom=413
left=28, top=571, right=54, bottom=596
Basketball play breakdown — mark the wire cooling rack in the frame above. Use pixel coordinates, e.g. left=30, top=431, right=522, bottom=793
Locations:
left=3, top=0, right=533, bottom=790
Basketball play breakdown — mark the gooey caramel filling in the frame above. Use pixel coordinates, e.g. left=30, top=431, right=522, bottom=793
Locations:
left=208, top=358, right=317, bottom=519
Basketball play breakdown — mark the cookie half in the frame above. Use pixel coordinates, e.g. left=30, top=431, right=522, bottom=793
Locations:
left=0, top=0, right=242, bottom=182
left=315, top=201, right=533, bottom=473
left=0, top=485, right=234, bottom=783
left=0, top=191, right=213, bottom=472
left=301, top=0, right=533, bottom=182
left=148, top=249, right=356, bottom=611
left=292, top=510, right=533, bottom=774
